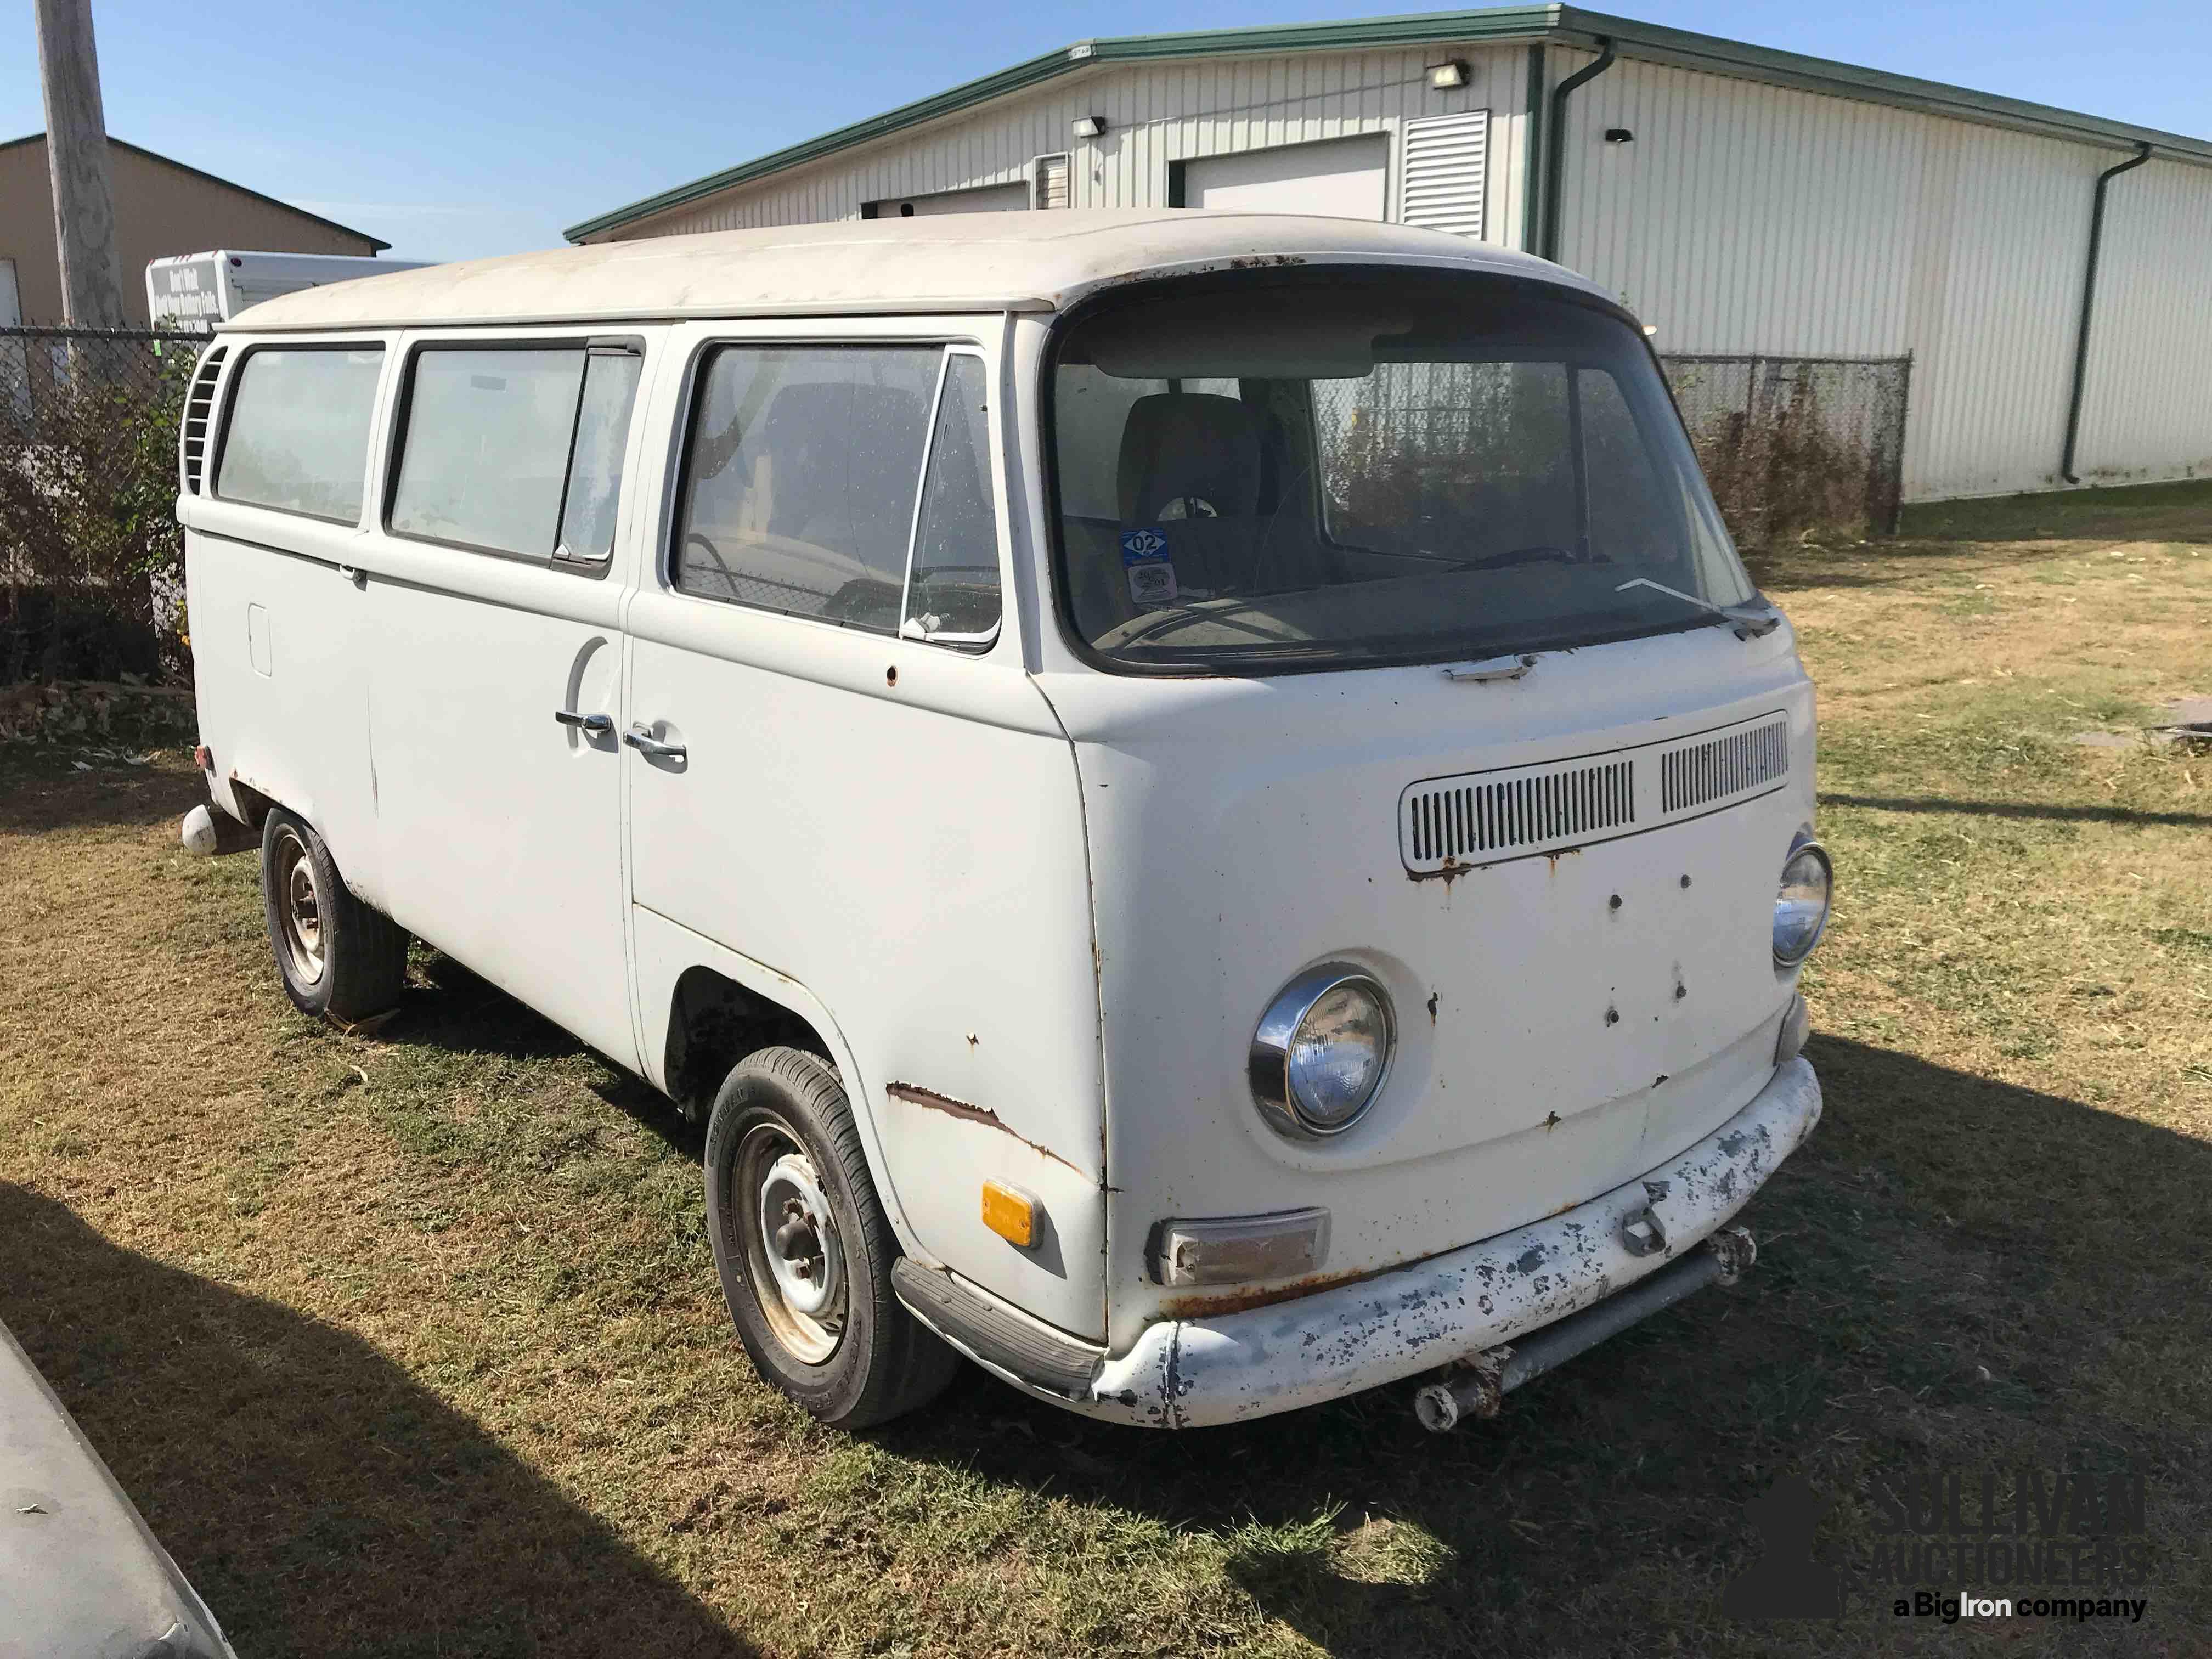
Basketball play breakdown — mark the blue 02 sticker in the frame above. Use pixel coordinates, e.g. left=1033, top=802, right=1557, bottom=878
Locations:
left=1120, top=527, right=1169, bottom=564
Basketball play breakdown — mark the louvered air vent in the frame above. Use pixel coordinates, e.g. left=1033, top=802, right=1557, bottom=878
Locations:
left=1033, top=153, right=1071, bottom=210
left=1399, top=711, right=1791, bottom=874
left=1660, top=718, right=1790, bottom=814
left=180, top=345, right=227, bottom=494
left=1397, top=110, right=1489, bottom=240
left=1405, top=757, right=1635, bottom=867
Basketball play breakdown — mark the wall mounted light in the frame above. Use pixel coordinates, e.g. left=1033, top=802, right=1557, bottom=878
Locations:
left=1072, top=115, right=1108, bottom=139
left=1427, top=59, right=1470, bottom=91
left=1605, top=127, right=1635, bottom=144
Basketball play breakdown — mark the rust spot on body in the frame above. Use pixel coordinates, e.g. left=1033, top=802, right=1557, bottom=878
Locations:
left=1158, top=1261, right=1393, bottom=1320
left=885, top=1081, right=1085, bottom=1177
left=1408, top=857, right=1472, bottom=887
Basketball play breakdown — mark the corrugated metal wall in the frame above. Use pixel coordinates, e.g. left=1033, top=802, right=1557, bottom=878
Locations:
left=1549, top=46, right=2212, bottom=499
left=608, top=44, right=1534, bottom=250
left=611, top=41, right=2211, bottom=503
left=2073, top=156, right=2212, bottom=486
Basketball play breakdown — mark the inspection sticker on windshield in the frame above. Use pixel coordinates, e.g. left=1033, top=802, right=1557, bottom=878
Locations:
left=1121, top=528, right=1177, bottom=606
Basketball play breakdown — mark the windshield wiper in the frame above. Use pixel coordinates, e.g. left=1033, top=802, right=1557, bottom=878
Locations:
left=1613, top=578, right=1784, bottom=640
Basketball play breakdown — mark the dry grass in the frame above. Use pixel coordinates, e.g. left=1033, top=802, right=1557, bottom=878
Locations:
left=4, top=479, right=2211, bottom=1656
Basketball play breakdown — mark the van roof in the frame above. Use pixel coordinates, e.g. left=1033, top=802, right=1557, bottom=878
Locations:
left=221, top=210, right=1605, bottom=332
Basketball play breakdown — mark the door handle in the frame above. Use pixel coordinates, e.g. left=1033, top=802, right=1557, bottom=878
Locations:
left=337, top=563, right=366, bottom=589
left=624, top=723, right=687, bottom=761
left=554, top=709, right=614, bottom=735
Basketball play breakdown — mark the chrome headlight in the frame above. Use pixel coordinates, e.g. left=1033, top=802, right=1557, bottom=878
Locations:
left=1249, top=964, right=1396, bottom=1139
left=1773, top=835, right=1833, bottom=967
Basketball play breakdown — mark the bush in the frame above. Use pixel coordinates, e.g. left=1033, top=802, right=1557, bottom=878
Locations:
left=0, top=330, right=196, bottom=685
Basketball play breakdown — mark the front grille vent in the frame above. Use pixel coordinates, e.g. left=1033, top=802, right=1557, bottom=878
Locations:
left=1660, top=718, right=1788, bottom=814
left=1406, top=758, right=1635, bottom=866
left=1398, top=709, right=1791, bottom=874
left=180, top=345, right=227, bottom=494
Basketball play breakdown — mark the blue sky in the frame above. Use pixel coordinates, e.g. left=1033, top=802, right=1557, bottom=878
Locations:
left=2, top=0, right=2205, bottom=263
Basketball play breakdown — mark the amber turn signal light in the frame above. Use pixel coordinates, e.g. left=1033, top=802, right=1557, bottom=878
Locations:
left=980, top=1180, right=1038, bottom=1248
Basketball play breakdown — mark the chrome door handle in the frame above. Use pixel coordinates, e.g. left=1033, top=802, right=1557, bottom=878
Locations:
left=624, top=723, right=686, bottom=761
left=337, top=563, right=366, bottom=589
left=554, top=709, right=614, bottom=735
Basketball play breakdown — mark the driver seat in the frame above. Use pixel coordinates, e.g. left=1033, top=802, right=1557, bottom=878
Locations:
left=1116, top=393, right=1263, bottom=599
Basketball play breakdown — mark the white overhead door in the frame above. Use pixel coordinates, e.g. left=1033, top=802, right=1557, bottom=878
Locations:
left=872, top=182, right=1032, bottom=217
left=1181, top=134, right=1390, bottom=221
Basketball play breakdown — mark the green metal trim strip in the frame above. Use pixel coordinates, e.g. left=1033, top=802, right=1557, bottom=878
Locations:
left=563, top=8, right=1561, bottom=240
left=565, top=3, right=2212, bottom=241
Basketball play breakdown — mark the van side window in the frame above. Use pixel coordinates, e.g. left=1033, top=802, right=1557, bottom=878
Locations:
left=391, top=347, right=588, bottom=558
left=215, top=346, right=384, bottom=523
left=903, top=353, right=1001, bottom=642
left=556, top=348, right=645, bottom=562
left=675, top=346, right=941, bottom=635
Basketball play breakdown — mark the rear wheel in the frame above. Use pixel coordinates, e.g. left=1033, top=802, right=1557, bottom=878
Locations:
left=704, top=1047, right=958, bottom=1428
left=260, top=809, right=409, bottom=1022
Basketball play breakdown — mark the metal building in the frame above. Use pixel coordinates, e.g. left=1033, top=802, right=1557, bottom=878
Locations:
left=566, top=5, right=2212, bottom=505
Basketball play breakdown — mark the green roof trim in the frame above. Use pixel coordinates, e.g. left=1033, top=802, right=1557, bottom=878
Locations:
left=564, top=4, right=2212, bottom=242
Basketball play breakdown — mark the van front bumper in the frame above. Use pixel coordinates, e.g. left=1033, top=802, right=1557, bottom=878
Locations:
left=1079, top=1057, right=1821, bottom=1426
left=881, top=1058, right=1827, bottom=1427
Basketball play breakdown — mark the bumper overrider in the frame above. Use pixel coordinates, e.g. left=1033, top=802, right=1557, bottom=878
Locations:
left=894, top=1057, right=1822, bottom=1428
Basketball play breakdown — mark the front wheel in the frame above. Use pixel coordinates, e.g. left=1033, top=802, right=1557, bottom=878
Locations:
left=259, top=808, right=409, bottom=1022
left=704, top=1047, right=958, bottom=1428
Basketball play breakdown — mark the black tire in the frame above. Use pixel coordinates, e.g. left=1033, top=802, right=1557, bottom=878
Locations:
left=259, top=808, right=409, bottom=1022
left=704, top=1047, right=958, bottom=1429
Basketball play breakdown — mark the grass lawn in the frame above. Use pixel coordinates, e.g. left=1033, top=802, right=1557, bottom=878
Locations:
left=4, top=481, right=2210, bottom=1657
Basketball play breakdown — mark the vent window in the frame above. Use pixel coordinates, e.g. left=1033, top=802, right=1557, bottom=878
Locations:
left=180, top=344, right=227, bottom=494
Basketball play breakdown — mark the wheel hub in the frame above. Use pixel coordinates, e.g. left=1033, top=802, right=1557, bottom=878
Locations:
left=273, top=828, right=325, bottom=983
left=757, top=1149, right=844, bottom=1327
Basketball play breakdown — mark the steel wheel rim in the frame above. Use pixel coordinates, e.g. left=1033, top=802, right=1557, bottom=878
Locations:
left=734, top=1121, right=846, bottom=1365
left=272, top=827, right=325, bottom=984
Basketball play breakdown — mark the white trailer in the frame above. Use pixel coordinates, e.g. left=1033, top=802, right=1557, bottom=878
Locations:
left=146, top=250, right=429, bottom=332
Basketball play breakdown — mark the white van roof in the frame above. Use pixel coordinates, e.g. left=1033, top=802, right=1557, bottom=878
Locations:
left=221, top=210, right=1604, bottom=332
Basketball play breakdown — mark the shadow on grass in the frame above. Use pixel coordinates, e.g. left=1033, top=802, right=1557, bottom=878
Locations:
left=1820, top=792, right=2212, bottom=830
left=0, top=755, right=204, bottom=835
left=0, top=1183, right=748, bottom=1659
left=877, top=1035, right=2212, bottom=1655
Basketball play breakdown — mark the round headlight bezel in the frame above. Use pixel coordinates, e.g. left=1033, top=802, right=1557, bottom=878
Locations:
left=1773, top=834, right=1833, bottom=968
left=1249, top=963, right=1397, bottom=1141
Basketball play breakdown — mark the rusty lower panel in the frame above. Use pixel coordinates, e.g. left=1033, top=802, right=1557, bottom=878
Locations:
left=885, top=1081, right=1086, bottom=1178
left=1158, top=1262, right=1393, bottom=1321
left=1073, top=1057, right=1821, bottom=1429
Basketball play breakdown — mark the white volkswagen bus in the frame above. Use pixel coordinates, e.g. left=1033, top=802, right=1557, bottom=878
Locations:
left=177, top=213, right=1829, bottom=1432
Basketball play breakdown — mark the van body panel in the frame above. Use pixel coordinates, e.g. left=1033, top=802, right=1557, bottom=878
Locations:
left=1033, top=624, right=1815, bottom=1348
left=182, top=334, right=400, bottom=907
left=618, top=319, right=1107, bottom=1340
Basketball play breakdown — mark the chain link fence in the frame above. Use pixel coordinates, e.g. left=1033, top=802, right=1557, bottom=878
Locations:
left=1307, top=353, right=1912, bottom=555
left=1, top=325, right=201, bottom=684
left=1661, top=354, right=1911, bottom=548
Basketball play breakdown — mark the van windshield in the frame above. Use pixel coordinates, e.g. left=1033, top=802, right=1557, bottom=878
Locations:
left=1047, top=269, right=1755, bottom=673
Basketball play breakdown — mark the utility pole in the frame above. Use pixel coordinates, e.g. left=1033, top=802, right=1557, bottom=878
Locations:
left=35, top=0, right=126, bottom=329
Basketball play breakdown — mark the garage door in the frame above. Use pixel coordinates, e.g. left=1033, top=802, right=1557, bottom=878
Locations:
left=1180, top=134, right=1389, bottom=221
left=870, top=182, right=1032, bottom=217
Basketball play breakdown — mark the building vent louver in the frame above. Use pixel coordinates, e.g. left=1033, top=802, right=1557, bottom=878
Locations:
left=1661, top=718, right=1790, bottom=814
left=1397, top=110, right=1488, bottom=239
left=1399, top=710, right=1792, bottom=874
left=180, top=345, right=227, bottom=494
left=1033, top=153, right=1071, bottom=210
